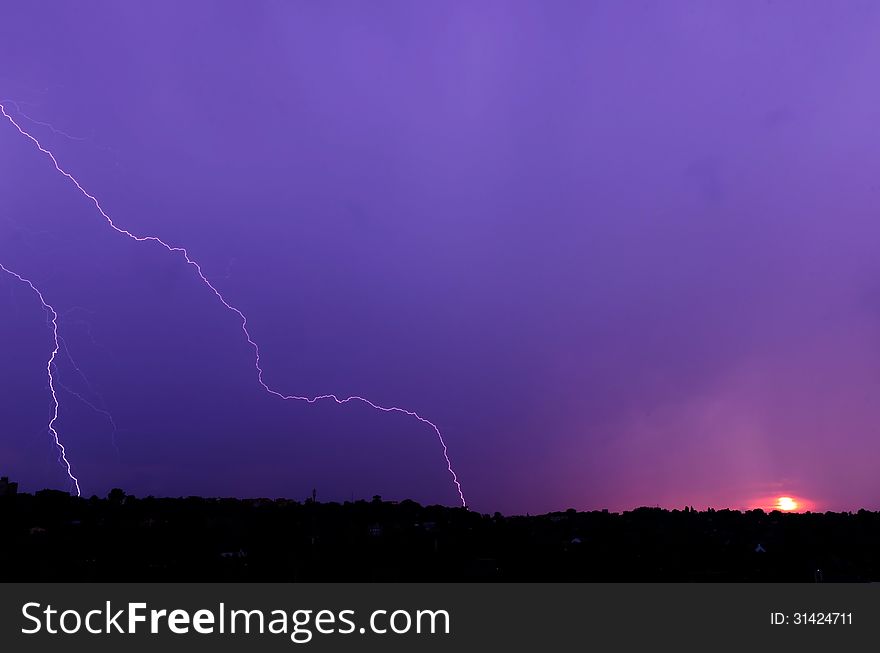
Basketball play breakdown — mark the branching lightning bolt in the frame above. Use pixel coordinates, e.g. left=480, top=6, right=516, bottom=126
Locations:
left=0, top=262, right=81, bottom=496
left=0, top=99, right=89, bottom=142
left=57, top=335, right=120, bottom=455
left=0, top=102, right=466, bottom=507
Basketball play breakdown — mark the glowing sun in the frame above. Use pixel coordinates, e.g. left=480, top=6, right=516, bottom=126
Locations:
left=776, top=496, right=799, bottom=512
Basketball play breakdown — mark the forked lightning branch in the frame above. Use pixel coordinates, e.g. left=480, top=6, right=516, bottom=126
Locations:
left=0, top=101, right=465, bottom=506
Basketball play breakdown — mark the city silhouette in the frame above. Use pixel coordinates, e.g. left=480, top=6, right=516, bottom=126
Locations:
left=1, top=481, right=877, bottom=582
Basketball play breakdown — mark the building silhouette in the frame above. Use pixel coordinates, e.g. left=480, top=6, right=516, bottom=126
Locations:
left=0, top=477, right=18, bottom=497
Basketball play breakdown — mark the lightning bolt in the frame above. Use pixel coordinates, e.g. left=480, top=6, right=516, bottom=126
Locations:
left=0, top=99, right=90, bottom=142
left=0, top=262, right=81, bottom=496
left=57, top=335, right=120, bottom=455
left=57, top=378, right=120, bottom=455
left=0, top=102, right=466, bottom=507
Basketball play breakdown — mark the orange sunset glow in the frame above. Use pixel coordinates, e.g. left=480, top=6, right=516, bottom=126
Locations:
left=749, top=494, right=815, bottom=513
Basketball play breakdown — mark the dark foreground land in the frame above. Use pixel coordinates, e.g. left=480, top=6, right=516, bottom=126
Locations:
left=1, top=490, right=878, bottom=581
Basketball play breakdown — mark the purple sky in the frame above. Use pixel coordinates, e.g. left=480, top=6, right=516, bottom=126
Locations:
left=2, top=1, right=879, bottom=513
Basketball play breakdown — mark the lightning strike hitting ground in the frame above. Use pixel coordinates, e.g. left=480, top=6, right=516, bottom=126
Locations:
left=0, top=262, right=81, bottom=496
left=0, top=102, right=466, bottom=507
